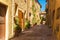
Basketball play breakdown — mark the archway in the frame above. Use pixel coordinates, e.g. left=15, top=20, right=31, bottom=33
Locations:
left=18, top=10, right=24, bottom=31
left=0, top=3, right=7, bottom=40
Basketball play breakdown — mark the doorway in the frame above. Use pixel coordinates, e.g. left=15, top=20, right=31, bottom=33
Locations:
left=0, top=3, right=7, bottom=40
left=18, top=10, right=24, bottom=31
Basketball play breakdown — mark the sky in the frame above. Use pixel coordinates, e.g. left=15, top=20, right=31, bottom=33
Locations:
left=38, top=0, right=46, bottom=11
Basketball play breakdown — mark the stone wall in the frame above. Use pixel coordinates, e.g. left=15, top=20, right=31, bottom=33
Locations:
left=0, top=0, right=12, bottom=40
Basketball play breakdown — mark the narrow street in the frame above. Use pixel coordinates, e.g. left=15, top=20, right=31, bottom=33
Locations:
left=10, top=24, right=56, bottom=40
left=0, top=0, right=60, bottom=40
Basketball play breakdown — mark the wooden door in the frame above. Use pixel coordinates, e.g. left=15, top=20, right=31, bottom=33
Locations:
left=0, top=16, right=5, bottom=40
left=0, top=3, right=7, bottom=40
left=18, top=10, right=24, bottom=31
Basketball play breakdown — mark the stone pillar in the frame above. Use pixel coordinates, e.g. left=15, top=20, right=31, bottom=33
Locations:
left=12, top=0, right=15, bottom=37
left=27, top=0, right=29, bottom=20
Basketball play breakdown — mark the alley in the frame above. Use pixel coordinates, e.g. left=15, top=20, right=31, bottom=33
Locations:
left=10, top=24, right=56, bottom=40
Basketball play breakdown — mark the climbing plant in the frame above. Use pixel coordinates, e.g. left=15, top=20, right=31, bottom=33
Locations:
left=14, top=16, right=22, bottom=36
left=32, top=0, right=37, bottom=25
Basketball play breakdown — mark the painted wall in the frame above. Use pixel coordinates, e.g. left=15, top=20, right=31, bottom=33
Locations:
left=0, top=0, right=13, bottom=40
left=55, top=0, right=60, bottom=40
left=14, top=0, right=27, bottom=31
left=46, top=0, right=60, bottom=40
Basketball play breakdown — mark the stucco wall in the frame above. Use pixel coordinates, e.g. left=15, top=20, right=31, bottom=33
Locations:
left=55, top=0, right=60, bottom=40
left=0, top=0, right=12, bottom=40
left=14, top=0, right=27, bottom=31
left=15, top=0, right=27, bottom=12
left=46, top=0, right=60, bottom=40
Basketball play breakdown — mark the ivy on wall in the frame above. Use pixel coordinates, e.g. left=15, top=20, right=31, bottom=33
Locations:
left=32, top=0, right=37, bottom=25
left=32, top=0, right=36, bottom=13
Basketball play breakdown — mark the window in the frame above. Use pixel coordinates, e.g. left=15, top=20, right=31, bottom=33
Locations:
left=56, top=25, right=59, bottom=32
left=29, top=12, right=31, bottom=16
left=54, top=24, right=60, bottom=35
left=24, top=0, right=26, bottom=3
left=56, top=7, right=60, bottom=19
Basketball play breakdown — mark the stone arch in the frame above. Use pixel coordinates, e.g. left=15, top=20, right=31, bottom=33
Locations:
left=0, top=3, right=8, bottom=40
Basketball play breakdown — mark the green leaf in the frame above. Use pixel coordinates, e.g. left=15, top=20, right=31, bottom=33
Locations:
left=32, top=0, right=34, bottom=1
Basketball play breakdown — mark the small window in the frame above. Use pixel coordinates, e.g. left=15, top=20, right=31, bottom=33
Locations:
left=29, top=12, right=31, bottom=16
left=54, top=24, right=59, bottom=34
left=56, top=7, right=60, bottom=19
left=24, top=0, right=26, bottom=3
left=56, top=25, right=59, bottom=32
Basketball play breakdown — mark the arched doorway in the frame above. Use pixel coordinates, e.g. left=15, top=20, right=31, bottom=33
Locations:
left=18, top=10, right=24, bottom=31
left=0, top=3, right=7, bottom=40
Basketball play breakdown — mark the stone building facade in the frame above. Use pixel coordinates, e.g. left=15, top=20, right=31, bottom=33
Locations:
left=34, top=0, right=41, bottom=25
left=46, top=0, right=60, bottom=40
left=26, top=0, right=41, bottom=26
left=0, top=0, right=41, bottom=40
left=14, top=0, right=27, bottom=31
left=0, top=0, right=27, bottom=40
left=0, top=0, right=13, bottom=40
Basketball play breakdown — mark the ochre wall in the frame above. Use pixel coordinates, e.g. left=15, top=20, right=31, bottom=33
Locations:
left=0, top=0, right=13, bottom=39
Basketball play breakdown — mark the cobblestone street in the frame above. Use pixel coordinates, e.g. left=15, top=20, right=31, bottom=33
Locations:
left=10, top=24, right=57, bottom=40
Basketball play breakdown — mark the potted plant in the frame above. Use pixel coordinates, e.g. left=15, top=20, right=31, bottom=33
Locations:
left=14, top=16, right=22, bottom=36
left=25, top=19, right=31, bottom=29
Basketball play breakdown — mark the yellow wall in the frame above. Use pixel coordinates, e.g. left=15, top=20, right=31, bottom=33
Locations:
left=14, top=0, right=27, bottom=31
left=0, top=0, right=12, bottom=40
left=35, top=2, right=41, bottom=25
left=55, top=0, right=60, bottom=40
left=46, top=0, right=60, bottom=40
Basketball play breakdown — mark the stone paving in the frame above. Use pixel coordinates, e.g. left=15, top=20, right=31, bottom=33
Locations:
left=10, top=24, right=57, bottom=40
